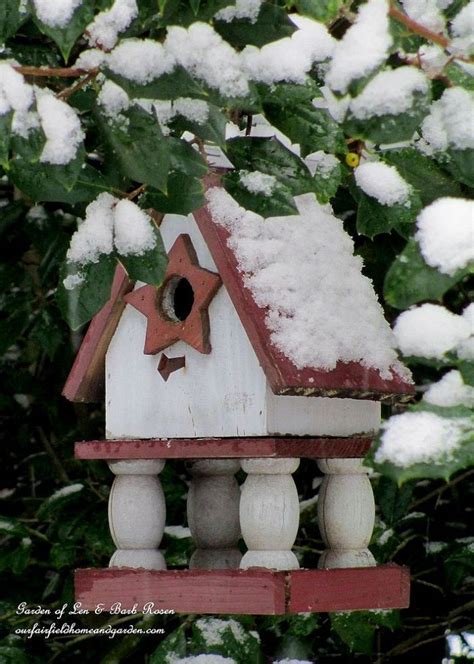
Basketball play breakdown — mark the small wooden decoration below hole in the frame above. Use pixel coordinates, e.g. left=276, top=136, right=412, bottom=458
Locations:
left=158, top=354, right=186, bottom=381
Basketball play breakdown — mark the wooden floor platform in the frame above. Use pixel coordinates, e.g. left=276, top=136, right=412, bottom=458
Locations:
left=75, top=564, right=410, bottom=615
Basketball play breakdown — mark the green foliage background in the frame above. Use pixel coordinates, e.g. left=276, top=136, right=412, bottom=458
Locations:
left=0, top=0, right=473, bottom=662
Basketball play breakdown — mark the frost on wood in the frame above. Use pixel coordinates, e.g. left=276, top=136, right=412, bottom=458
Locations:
left=421, top=88, right=474, bottom=152
left=206, top=187, right=407, bottom=379
left=32, top=0, right=82, bottom=28
left=349, top=67, right=429, bottom=119
left=239, top=170, right=277, bottom=196
left=393, top=304, right=471, bottom=359
left=424, top=370, right=474, bottom=408
left=375, top=411, right=470, bottom=468
left=415, top=198, right=474, bottom=276
left=36, top=91, right=84, bottom=165
left=354, top=162, right=411, bottom=206
left=86, top=0, right=138, bottom=50
left=325, top=0, right=393, bottom=94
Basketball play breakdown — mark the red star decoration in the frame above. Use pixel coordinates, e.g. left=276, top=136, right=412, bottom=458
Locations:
left=123, top=234, right=222, bottom=355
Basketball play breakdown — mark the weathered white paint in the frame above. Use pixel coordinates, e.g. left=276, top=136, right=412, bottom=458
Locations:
left=108, top=459, right=166, bottom=570
left=105, top=213, right=381, bottom=439
left=317, top=458, right=376, bottom=569
left=187, top=459, right=241, bottom=569
left=240, top=458, right=300, bottom=571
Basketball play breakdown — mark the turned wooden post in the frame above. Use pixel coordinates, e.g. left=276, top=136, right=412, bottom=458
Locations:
left=240, top=458, right=300, bottom=570
left=187, top=459, right=242, bottom=569
left=317, top=458, right=375, bottom=568
left=108, top=459, right=166, bottom=570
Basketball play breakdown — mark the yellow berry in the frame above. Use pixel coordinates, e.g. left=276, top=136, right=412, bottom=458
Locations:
left=346, top=152, right=360, bottom=168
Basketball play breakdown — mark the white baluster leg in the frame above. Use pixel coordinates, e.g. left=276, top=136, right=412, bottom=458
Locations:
left=317, top=458, right=375, bottom=568
left=108, top=459, right=166, bottom=570
left=240, top=458, right=300, bottom=571
left=187, top=459, right=242, bottom=569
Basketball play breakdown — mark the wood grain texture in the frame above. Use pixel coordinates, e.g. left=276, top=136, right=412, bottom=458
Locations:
left=62, top=266, right=134, bottom=403
left=75, top=437, right=373, bottom=460
left=74, top=565, right=410, bottom=614
left=75, top=568, right=286, bottom=615
left=194, top=173, right=414, bottom=403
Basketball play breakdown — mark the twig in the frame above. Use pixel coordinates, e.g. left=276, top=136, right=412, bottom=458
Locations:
left=410, top=469, right=474, bottom=510
left=388, top=5, right=450, bottom=49
left=37, top=427, right=70, bottom=484
left=57, top=69, right=99, bottom=100
left=126, top=184, right=146, bottom=201
left=14, top=65, right=89, bottom=78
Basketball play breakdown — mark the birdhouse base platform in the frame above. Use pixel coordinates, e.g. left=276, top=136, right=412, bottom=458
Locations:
left=75, top=565, right=409, bottom=615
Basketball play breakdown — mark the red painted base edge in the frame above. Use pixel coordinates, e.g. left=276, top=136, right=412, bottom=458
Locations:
left=75, top=565, right=410, bottom=615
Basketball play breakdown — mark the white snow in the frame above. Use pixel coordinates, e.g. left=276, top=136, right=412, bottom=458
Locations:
left=354, top=161, right=411, bottom=206
left=165, top=23, right=249, bottom=98
left=239, top=170, right=277, bottom=196
left=98, top=79, right=130, bottom=117
left=11, top=110, right=40, bottom=138
left=375, top=411, right=470, bottom=467
left=425, top=541, right=448, bottom=553
left=215, top=0, right=263, bottom=23
left=36, top=92, right=84, bottom=165
left=164, top=525, right=191, bottom=538
left=241, top=15, right=334, bottom=85
left=173, top=98, right=209, bottom=124
left=393, top=304, right=471, bottom=359
left=325, top=0, right=393, bottom=94
left=415, top=198, right=474, bottom=276
left=424, top=370, right=474, bottom=408
left=457, top=303, right=474, bottom=360
left=67, top=192, right=116, bottom=265
left=206, top=187, right=407, bottom=378
left=400, top=0, right=445, bottom=32
left=74, top=49, right=107, bottom=71
left=0, top=519, right=15, bottom=531
left=63, top=273, right=85, bottom=290
left=307, top=150, right=339, bottom=177
left=450, top=1, right=474, bottom=55
left=0, top=63, right=33, bottom=116
left=87, top=0, right=138, bottom=50
left=421, top=88, right=474, bottom=152
left=49, top=483, right=84, bottom=500
left=349, top=67, right=429, bottom=119
left=418, top=45, right=449, bottom=75
left=114, top=198, right=156, bottom=256
left=195, top=618, right=247, bottom=647
left=32, top=0, right=82, bottom=28
left=108, top=39, right=175, bottom=84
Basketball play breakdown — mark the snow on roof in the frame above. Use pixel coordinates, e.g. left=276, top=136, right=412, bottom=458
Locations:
left=325, top=0, right=393, bottom=94
left=421, top=87, right=474, bottom=152
left=415, top=197, right=474, bottom=276
left=348, top=67, right=429, bottom=119
left=354, top=161, right=411, bottom=206
left=36, top=90, right=84, bottom=165
left=206, top=186, right=405, bottom=379
left=424, top=370, right=474, bottom=408
left=393, top=303, right=471, bottom=359
left=32, top=0, right=82, bottom=28
left=375, top=411, right=470, bottom=467
left=86, top=0, right=138, bottom=50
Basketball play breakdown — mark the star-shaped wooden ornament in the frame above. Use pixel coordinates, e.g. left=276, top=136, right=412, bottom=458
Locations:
left=123, top=234, right=222, bottom=355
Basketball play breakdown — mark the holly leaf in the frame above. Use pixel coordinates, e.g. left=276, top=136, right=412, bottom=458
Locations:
left=294, top=0, right=343, bottom=22
left=356, top=191, right=421, bottom=239
left=384, top=238, right=468, bottom=309
left=139, top=172, right=205, bottom=214
left=223, top=170, right=298, bottom=216
left=96, top=105, right=170, bottom=192
left=167, top=137, right=208, bottom=178
left=312, top=157, right=343, bottom=203
left=105, top=66, right=207, bottom=101
left=117, top=225, right=168, bottom=285
left=170, top=101, right=227, bottom=147
left=214, top=3, right=296, bottom=48
left=0, top=0, right=28, bottom=43
left=447, top=148, right=474, bottom=188
left=0, top=112, right=12, bottom=168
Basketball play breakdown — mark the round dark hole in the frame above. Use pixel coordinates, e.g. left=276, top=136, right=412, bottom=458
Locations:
left=161, top=276, right=194, bottom=322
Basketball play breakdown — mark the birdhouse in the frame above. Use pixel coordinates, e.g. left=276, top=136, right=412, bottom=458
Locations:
left=65, top=173, right=413, bottom=615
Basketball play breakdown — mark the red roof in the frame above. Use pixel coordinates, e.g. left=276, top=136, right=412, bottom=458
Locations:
left=63, top=173, right=414, bottom=403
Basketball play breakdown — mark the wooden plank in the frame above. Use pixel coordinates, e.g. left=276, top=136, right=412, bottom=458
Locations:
left=63, top=266, right=134, bottom=403
left=75, top=568, right=286, bottom=615
left=288, top=564, right=410, bottom=613
left=194, top=174, right=414, bottom=403
left=75, top=437, right=373, bottom=460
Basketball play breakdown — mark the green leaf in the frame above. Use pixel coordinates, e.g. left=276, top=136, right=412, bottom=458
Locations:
left=118, top=225, right=168, bottom=285
left=97, top=106, right=170, bottom=192
left=382, top=148, right=462, bottom=206
left=457, top=360, right=474, bottom=386
left=376, top=476, right=414, bottom=526
left=384, top=238, right=467, bottom=309
left=444, top=543, right=474, bottom=589
left=0, top=0, right=28, bottom=43
left=150, top=627, right=187, bottom=663
left=57, top=255, right=117, bottom=330
left=191, top=618, right=262, bottom=662
left=264, top=92, right=346, bottom=157
left=356, top=191, right=421, bottom=239
left=447, top=148, right=474, bottom=187
left=330, top=612, right=376, bottom=655
left=312, top=157, right=343, bottom=203
left=223, top=170, right=298, bottom=216
left=105, top=67, right=207, bottom=101
left=160, top=0, right=237, bottom=26
left=167, top=137, right=208, bottom=178
left=32, top=0, right=114, bottom=62
left=139, top=172, right=205, bottom=214
left=293, top=0, right=343, bottom=22
left=445, top=62, right=474, bottom=91
left=214, top=3, right=296, bottom=48
left=226, top=136, right=314, bottom=195
left=9, top=147, right=87, bottom=203
left=10, top=123, right=46, bottom=163
left=170, top=101, right=227, bottom=147
left=50, top=542, right=77, bottom=569
left=344, top=92, right=431, bottom=144
left=0, top=111, right=12, bottom=168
